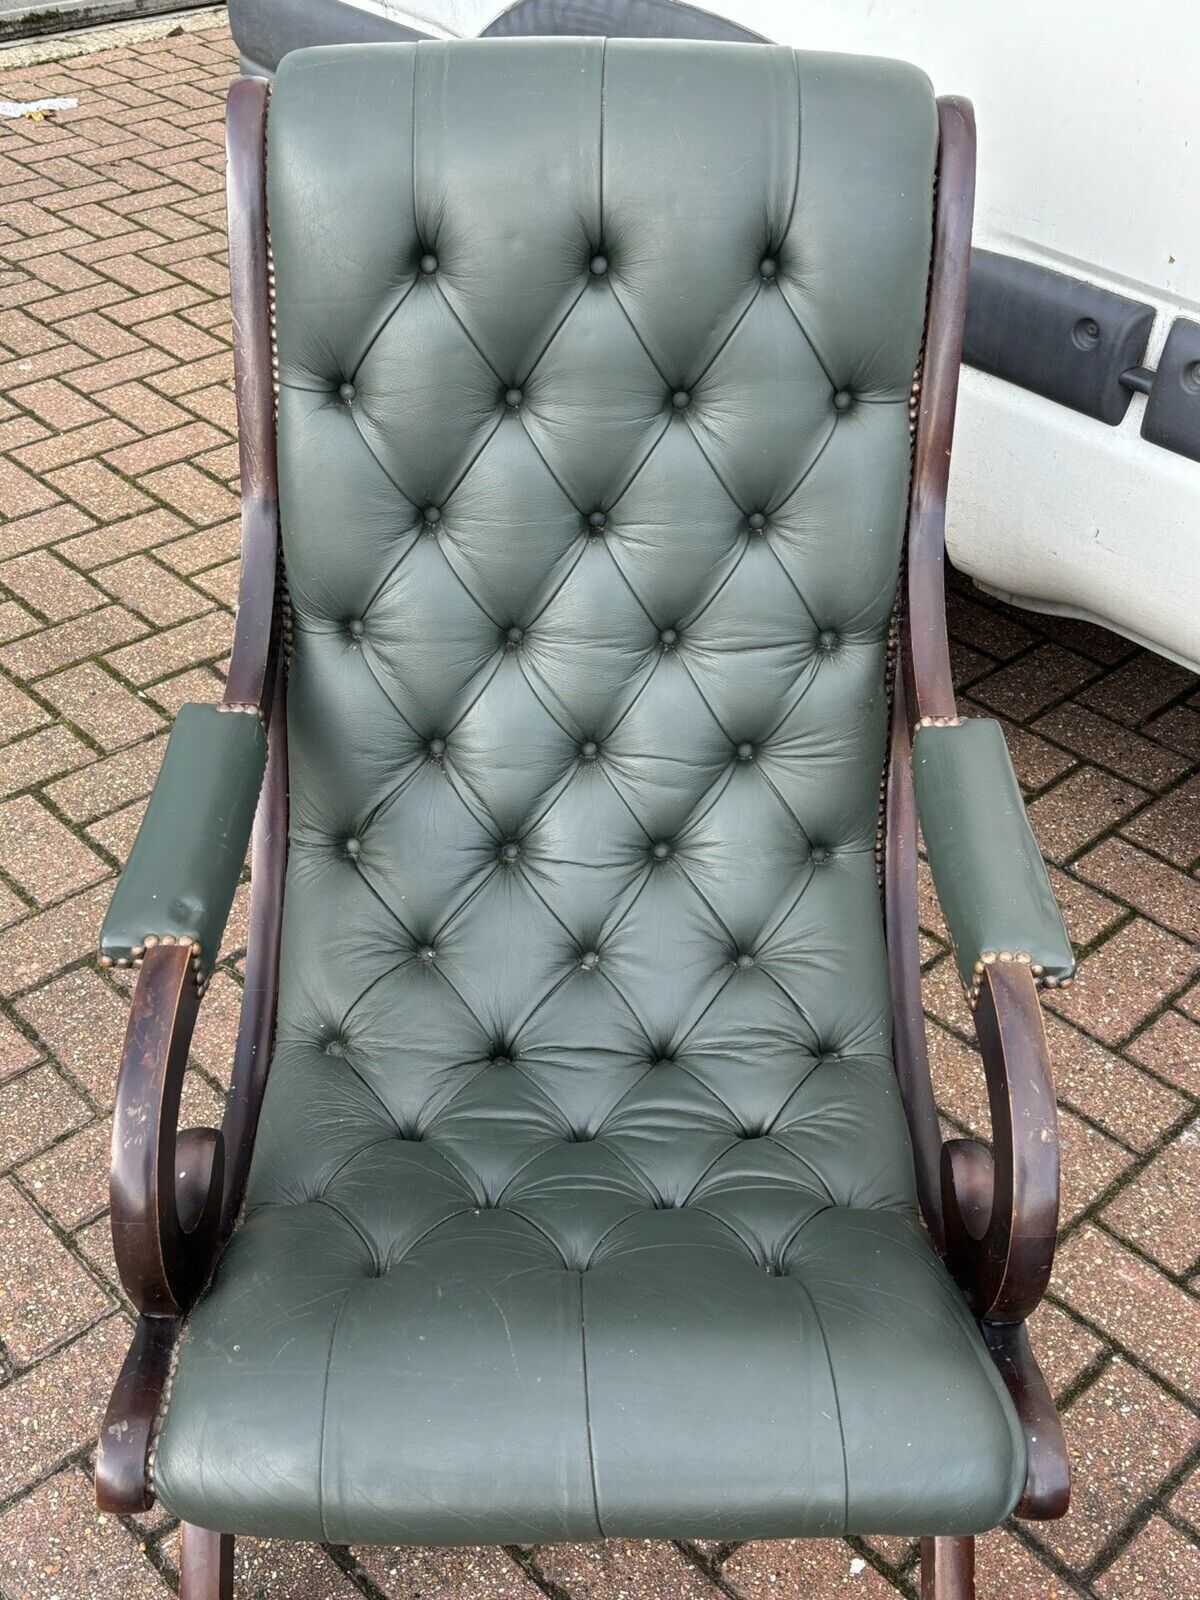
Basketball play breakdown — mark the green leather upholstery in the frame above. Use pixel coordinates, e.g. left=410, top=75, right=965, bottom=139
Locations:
left=913, top=719, right=1074, bottom=990
left=154, top=40, right=1026, bottom=1542
left=100, top=704, right=265, bottom=979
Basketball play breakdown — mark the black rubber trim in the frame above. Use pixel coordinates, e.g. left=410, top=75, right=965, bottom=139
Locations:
left=963, top=249, right=1154, bottom=425
left=1140, top=317, right=1200, bottom=463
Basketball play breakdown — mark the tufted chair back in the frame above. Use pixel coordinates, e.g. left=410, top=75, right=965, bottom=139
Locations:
left=255, top=37, right=935, bottom=1312
left=253, top=36, right=937, bottom=1253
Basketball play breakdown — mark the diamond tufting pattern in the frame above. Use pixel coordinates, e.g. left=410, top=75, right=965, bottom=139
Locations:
left=153, top=38, right=1025, bottom=1546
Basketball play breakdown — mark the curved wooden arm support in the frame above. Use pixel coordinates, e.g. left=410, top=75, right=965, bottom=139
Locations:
left=983, top=1319, right=1071, bottom=1520
left=97, top=945, right=224, bottom=1513
left=96, top=685, right=288, bottom=1517
left=941, top=962, right=1059, bottom=1324
left=96, top=1314, right=178, bottom=1513
left=889, top=747, right=1070, bottom=1524
left=110, top=945, right=224, bottom=1318
left=886, top=96, right=1070, bottom=1523
left=940, top=962, right=1069, bottom=1520
left=97, top=77, right=288, bottom=1518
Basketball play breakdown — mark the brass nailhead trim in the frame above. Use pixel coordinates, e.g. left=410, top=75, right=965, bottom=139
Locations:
left=102, top=933, right=207, bottom=990
left=963, top=949, right=1071, bottom=1006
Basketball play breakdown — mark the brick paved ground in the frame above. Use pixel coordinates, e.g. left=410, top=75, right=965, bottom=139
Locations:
left=0, top=16, right=1197, bottom=1599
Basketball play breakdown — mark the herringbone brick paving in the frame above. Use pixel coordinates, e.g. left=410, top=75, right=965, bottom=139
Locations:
left=0, top=15, right=1197, bottom=1598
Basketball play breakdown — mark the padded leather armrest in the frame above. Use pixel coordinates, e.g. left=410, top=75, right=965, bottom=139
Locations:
left=101, top=704, right=266, bottom=980
left=912, top=718, right=1074, bottom=995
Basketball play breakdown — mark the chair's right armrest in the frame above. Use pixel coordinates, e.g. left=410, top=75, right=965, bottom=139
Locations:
left=100, top=703, right=266, bottom=986
left=912, top=716, right=1074, bottom=1003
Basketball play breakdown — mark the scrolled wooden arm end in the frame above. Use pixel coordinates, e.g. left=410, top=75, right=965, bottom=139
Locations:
left=96, top=945, right=226, bottom=1513
left=941, top=960, right=1059, bottom=1325
left=109, top=944, right=225, bottom=1316
left=938, top=960, right=1069, bottom=1520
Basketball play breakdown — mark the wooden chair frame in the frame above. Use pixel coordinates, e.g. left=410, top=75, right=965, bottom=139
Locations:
left=94, top=79, right=1069, bottom=1600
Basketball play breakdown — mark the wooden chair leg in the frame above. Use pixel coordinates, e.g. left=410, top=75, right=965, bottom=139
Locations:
left=180, top=1522, right=234, bottom=1600
left=920, top=1536, right=975, bottom=1600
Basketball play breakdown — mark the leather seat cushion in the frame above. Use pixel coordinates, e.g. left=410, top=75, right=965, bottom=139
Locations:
left=154, top=37, right=1026, bottom=1542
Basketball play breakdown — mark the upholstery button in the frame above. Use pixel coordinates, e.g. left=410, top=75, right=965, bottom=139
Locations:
left=505, top=625, right=524, bottom=648
left=818, top=629, right=838, bottom=651
left=348, top=618, right=365, bottom=639
left=735, top=952, right=756, bottom=969
left=588, top=510, right=607, bottom=532
left=344, top=837, right=361, bottom=858
left=428, top=736, right=446, bottom=757
left=736, top=742, right=755, bottom=762
left=423, top=505, right=442, bottom=526
left=417, top=945, right=436, bottom=964
left=580, top=950, right=600, bottom=971
left=653, top=1055, right=674, bottom=1068
left=420, top=252, right=438, bottom=274
left=759, top=256, right=778, bottom=279
left=500, top=841, right=520, bottom=863
left=338, top=381, right=355, bottom=403
left=324, top=1038, right=346, bottom=1058
left=490, top=1053, right=511, bottom=1069
left=748, top=512, right=766, bottom=533
left=590, top=254, right=608, bottom=276
left=811, top=846, right=830, bottom=864
left=832, top=389, right=853, bottom=411
left=660, top=627, right=678, bottom=649
left=671, top=390, right=691, bottom=410
left=651, top=841, right=672, bottom=861
left=505, top=387, right=523, bottom=408
left=580, top=740, right=599, bottom=761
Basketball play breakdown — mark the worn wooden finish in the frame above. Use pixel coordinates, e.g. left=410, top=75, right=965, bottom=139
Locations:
left=904, top=96, right=974, bottom=729
left=110, top=944, right=224, bottom=1317
left=885, top=673, right=946, bottom=1251
left=95, top=76, right=288, bottom=1517
left=180, top=1524, right=234, bottom=1600
left=95, top=1313, right=178, bottom=1513
left=888, top=96, right=980, bottom=1254
left=98, top=943, right=226, bottom=1512
left=886, top=94, right=1070, bottom=1527
left=222, top=74, right=279, bottom=720
left=920, top=1537, right=975, bottom=1600
left=942, top=963, right=1060, bottom=1324
left=983, top=1320, right=1071, bottom=1520
left=218, top=661, right=288, bottom=1236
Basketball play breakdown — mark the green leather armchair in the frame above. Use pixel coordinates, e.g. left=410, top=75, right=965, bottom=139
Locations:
left=96, top=41, right=1074, bottom=1600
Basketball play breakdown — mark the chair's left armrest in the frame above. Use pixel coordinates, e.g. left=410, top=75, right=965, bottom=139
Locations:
left=100, top=703, right=266, bottom=985
left=911, top=717, right=1074, bottom=1003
